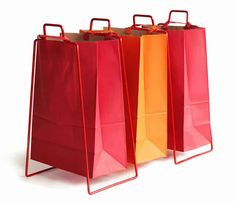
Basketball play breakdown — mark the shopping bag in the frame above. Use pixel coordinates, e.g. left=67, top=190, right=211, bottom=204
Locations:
left=111, top=15, right=168, bottom=164
left=159, top=10, right=213, bottom=163
left=25, top=21, right=137, bottom=194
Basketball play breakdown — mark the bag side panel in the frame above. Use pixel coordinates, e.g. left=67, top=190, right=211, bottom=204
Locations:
left=167, top=30, right=185, bottom=151
left=92, top=40, right=128, bottom=178
left=121, top=36, right=141, bottom=163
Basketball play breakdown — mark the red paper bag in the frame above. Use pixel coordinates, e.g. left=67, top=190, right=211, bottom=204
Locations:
left=160, top=11, right=213, bottom=156
left=28, top=23, right=128, bottom=179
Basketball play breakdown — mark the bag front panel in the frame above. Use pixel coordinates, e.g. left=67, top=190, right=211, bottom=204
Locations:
left=183, top=28, right=212, bottom=150
left=31, top=40, right=94, bottom=176
left=136, top=34, right=168, bottom=163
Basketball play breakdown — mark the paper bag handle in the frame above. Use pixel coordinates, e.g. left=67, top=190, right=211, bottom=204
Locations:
left=133, top=14, right=155, bottom=27
left=162, top=10, right=192, bottom=29
left=43, top=23, right=65, bottom=37
left=126, top=14, right=166, bottom=33
left=89, top=18, right=111, bottom=31
left=39, top=23, right=68, bottom=41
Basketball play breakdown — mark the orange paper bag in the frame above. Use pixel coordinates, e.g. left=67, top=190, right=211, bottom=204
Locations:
left=112, top=15, right=168, bottom=164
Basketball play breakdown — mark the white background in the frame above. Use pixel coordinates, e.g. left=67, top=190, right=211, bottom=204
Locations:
left=0, top=0, right=234, bottom=203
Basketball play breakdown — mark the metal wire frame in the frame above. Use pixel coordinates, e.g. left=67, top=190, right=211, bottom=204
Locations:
left=167, top=40, right=213, bottom=165
left=75, top=29, right=138, bottom=195
left=25, top=39, right=55, bottom=177
left=25, top=25, right=138, bottom=194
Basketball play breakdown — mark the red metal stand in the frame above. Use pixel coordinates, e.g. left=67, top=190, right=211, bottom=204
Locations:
left=25, top=39, right=55, bottom=177
left=167, top=41, right=213, bottom=165
left=80, top=18, right=138, bottom=195
left=25, top=22, right=138, bottom=195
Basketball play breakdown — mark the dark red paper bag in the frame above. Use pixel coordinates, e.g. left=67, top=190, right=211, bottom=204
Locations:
left=159, top=10, right=213, bottom=163
left=26, top=22, right=137, bottom=188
